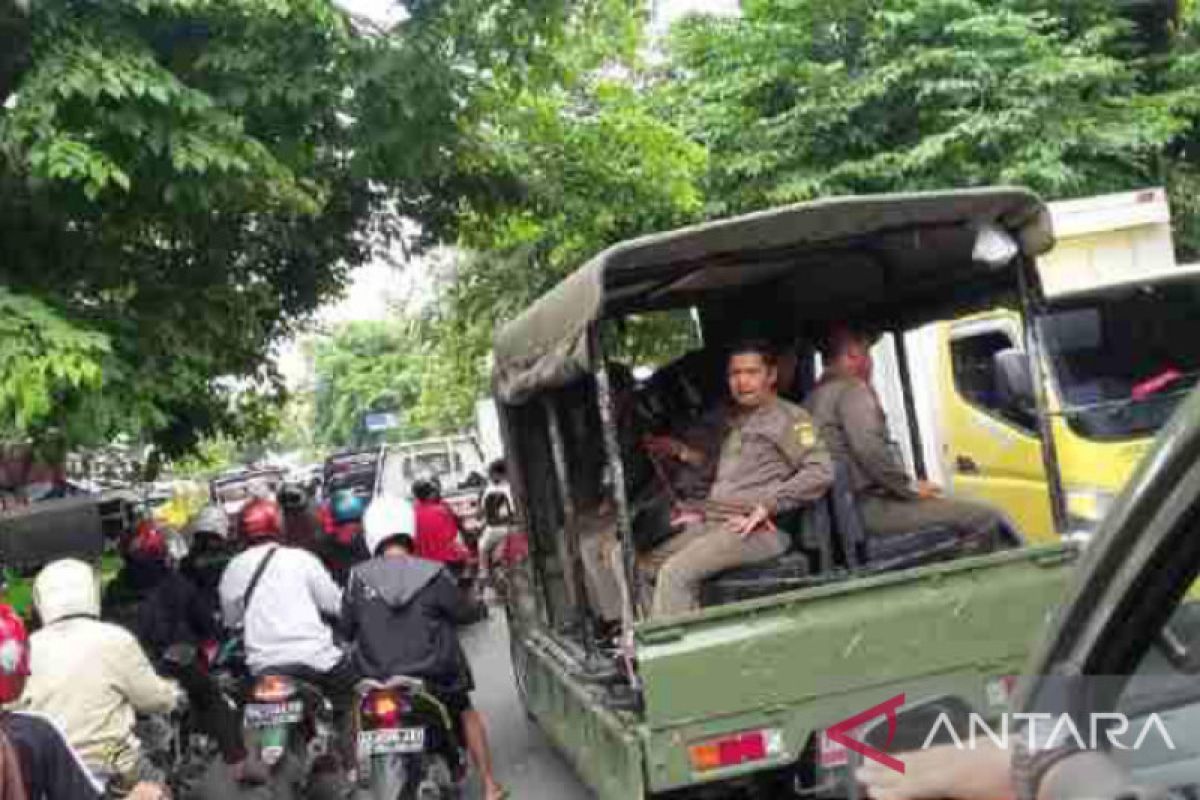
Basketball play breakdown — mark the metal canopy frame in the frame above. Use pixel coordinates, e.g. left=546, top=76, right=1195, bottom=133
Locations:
left=589, top=326, right=643, bottom=652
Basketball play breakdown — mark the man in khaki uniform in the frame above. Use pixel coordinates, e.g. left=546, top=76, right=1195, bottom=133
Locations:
left=806, top=327, right=1002, bottom=546
left=645, top=341, right=834, bottom=618
left=577, top=492, right=623, bottom=629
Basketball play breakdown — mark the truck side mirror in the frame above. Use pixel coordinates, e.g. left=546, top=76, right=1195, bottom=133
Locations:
left=994, top=348, right=1034, bottom=413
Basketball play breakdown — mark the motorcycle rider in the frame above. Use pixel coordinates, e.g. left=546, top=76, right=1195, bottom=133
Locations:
left=345, top=500, right=507, bottom=800
left=180, top=503, right=236, bottom=608
left=411, top=479, right=469, bottom=569
left=476, top=460, right=515, bottom=586
left=17, top=558, right=182, bottom=791
left=0, top=602, right=106, bottom=798
left=217, top=497, right=357, bottom=762
left=103, top=518, right=265, bottom=784
left=319, top=487, right=371, bottom=586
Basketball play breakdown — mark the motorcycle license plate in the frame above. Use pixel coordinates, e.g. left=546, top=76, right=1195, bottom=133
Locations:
left=358, top=727, right=426, bottom=755
left=244, top=700, right=304, bottom=728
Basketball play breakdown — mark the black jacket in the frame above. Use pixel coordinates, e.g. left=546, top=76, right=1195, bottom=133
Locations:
left=341, top=556, right=474, bottom=694
left=102, top=561, right=218, bottom=660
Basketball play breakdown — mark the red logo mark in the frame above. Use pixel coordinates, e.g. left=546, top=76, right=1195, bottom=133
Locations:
left=826, top=693, right=907, bottom=774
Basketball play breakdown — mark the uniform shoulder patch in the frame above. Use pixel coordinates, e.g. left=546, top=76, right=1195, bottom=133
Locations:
left=792, top=416, right=817, bottom=449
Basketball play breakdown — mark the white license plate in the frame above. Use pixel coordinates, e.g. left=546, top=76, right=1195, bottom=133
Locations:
left=244, top=700, right=304, bottom=728
left=358, top=727, right=426, bottom=755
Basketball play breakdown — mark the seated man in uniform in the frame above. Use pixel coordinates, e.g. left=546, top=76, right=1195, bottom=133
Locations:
left=577, top=484, right=623, bottom=637
left=641, top=340, right=834, bottom=618
left=805, top=326, right=1004, bottom=549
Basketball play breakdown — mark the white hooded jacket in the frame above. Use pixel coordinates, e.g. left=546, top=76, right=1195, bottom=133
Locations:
left=16, top=559, right=180, bottom=779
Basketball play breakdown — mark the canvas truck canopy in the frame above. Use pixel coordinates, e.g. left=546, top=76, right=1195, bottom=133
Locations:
left=493, top=188, right=1054, bottom=404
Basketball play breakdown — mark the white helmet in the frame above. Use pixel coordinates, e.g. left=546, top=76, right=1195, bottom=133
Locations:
left=33, top=559, right=100, bottom=625
left=363, top=496, right=416, bottom=558
left=185, top=503, right=230, bottom=540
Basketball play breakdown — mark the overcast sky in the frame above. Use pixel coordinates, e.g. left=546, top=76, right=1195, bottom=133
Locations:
left=337, top=0, right=739, bottom=30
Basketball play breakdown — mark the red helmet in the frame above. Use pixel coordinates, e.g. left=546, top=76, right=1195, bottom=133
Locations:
left=125, top=519, right=169, bottom=562
left=0, top=605, right=30, bottom=704
left=240, top=497, right=283, bottom=542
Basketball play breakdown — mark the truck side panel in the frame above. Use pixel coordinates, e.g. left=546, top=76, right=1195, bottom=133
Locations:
left=635, top=546, right=1075, bottom=792
left=514, top=626, right=647, bottom=800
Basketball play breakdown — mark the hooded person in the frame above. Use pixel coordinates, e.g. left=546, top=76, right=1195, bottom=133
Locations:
left=346, top=499, right=508, bottom=800
left=17, top=559, right=181, bottom=789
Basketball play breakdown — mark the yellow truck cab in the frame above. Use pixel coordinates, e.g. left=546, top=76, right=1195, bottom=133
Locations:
left=907, top=188, right=1200, bottom=542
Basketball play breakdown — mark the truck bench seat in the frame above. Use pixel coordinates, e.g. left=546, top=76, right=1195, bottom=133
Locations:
left=859, top=526, right=963, bottom=571
left=699, top=552, right=822, bottom=606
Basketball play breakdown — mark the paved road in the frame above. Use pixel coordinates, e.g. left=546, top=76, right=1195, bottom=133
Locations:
left=461, top=611, right=595, bottom=800
left=195, top=609, right=591, bottom=800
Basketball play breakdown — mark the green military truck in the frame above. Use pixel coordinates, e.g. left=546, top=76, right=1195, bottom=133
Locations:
left=491, top=189, right=1084, bottom=797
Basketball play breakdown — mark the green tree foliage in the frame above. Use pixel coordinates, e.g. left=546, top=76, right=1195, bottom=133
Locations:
left=662, top=0, right=1191, bottom=220
left=407, top=77, right=707, bottom=428
left=312, top=320, right=427, bottom=447
left=1, top=0, right=379, bottom=454
left=401, top=0, right=1200, bottom=432
left=0, top=291, right=108, bottom=445
left=0, top=0, right=634, bottom=455
left=169, top=434, right=239, bottom=479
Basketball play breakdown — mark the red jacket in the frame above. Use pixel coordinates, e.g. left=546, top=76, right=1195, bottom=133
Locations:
left=414, top=500, right=468, bottom=564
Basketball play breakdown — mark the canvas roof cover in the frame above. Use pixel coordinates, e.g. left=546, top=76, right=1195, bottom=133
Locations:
left=494, top=188, right=1054, bottom=404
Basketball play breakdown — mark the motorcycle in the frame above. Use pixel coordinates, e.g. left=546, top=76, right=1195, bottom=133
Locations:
left=353, top=676, right=463, bottom=800
left=242, top=673, right=338, bottom=786
left=133, top=704, right=212, bottom=799
left=121, top=642, right=232, bottom=798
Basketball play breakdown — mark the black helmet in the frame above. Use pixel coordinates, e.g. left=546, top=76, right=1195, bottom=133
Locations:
left=411, top=479, right=438, bottom=502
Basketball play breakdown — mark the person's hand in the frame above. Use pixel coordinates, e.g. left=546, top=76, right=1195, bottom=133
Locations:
left=917, top=480, right=943, bottom=500
left=642, top=435, right=679, bottom=458
left=856, top=742, right=1014, bottom=800
left=643, top=435, right=700, bottom=465
left=162, top=642, right=197, bottom=668
left=127, top=782, right=172, bottom=800
left=727, top=504, right=773, bottom=538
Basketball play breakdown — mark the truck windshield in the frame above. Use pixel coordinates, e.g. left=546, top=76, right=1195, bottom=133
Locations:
left=1038, top=280, right=1200, bottom=441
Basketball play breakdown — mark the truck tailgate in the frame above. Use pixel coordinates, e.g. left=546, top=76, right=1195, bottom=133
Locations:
left=635, top=544, right=1076, bottom=790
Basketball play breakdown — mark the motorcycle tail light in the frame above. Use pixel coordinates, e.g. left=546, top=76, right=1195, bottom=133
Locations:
left=361, top=689, right=408, bottom=729
left=252, top=675, right=297, bottom=703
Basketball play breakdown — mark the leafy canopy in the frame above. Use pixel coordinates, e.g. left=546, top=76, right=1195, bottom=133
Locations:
left=0, top=0, right=634, bottom=456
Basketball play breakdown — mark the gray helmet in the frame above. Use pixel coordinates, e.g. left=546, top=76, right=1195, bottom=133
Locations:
left=185, top=503, right=231, bottom=540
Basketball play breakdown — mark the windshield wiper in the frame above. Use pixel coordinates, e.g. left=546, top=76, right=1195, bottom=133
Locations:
left=1056, top=374, right=1200, bottom=417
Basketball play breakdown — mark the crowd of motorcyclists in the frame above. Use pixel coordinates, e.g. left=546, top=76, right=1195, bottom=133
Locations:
left=0, top=463, right=516, bottom=799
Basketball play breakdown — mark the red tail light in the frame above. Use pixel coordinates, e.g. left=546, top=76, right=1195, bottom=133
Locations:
left=688, top=728, right=783, bottom=772
left=361, top=690, right=409, bottom=730
left=252, top=675, right=296, bottom=703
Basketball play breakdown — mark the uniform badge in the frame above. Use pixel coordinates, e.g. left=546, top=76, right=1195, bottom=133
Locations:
left=794, top=419, right=816, bottom=448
